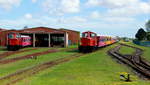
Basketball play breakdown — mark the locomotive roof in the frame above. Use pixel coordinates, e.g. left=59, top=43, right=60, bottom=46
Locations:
left=82, top=31, right=96, bottom=34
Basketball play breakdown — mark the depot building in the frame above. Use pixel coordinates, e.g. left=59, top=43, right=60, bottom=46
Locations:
left=0, top=27, right=80, bottom=47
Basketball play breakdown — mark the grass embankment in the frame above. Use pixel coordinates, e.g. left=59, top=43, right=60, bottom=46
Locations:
left=0, top=47, right=7, bottom=54
left=0, top=46, right=76, bottom=80
left=120, top=41, right=150, bottom=61
left=14, top=43, right=150, bottom=85
left=1, top=48, right=52, bottom=60
left=119, top=46, right=135, bottom=55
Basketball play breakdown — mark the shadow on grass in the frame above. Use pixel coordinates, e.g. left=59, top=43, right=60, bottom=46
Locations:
left=67, top=49, right=79, bottom=53
left=0, top=47, right=7, bottom=51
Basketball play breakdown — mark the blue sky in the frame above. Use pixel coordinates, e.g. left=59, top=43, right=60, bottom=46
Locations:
left=0, top=0, right=150, bottom=38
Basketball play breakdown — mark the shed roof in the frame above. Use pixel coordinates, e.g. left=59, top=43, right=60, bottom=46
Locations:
left=59, top=28, right=80, bottom=33
left=0, top=28, right=7, bottom=32
left=17, top=27, right=66, bottom=34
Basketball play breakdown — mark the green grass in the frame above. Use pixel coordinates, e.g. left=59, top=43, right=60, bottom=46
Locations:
left=14, top=43, right=150, bottom=85
left=0, top=45, right=76, bottom=60
left=0, top=46, right=77, bottom=78
left=119, top=46, right=135, bottom=55
left=0, top=46, right=7, bottom=54
left=1, top=48, right=52, bottom=60
left=120, top=41, right=150, bottom=61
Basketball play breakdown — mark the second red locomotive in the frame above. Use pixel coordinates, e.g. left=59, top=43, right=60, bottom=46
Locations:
left=7, top=33, right=31, bottom=51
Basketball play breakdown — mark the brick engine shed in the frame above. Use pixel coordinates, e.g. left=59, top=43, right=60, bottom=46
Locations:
left=0, top=27, right=80, bottom=47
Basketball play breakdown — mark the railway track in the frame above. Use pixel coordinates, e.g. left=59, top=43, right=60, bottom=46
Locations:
left=0, top=48, right=38, bottom=60
left=0, top=53, right=85, bottom=85
left=108, top=43, right=150, bottom=79
left=0, top=48, right=77, bottom=64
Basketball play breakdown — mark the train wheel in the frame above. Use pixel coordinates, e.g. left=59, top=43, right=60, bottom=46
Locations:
left=78, top=46, right=83, bottom=52
left=15, top=45, right=21, bottom=51
left=89, top=46, right=93, bottom=52
left=7, top=45, right=11, bottom=51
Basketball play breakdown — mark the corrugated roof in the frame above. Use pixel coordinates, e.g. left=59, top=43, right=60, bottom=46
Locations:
left=17, top=27, right=66, bottom=33
left=59, top=28, right=80, bottom=33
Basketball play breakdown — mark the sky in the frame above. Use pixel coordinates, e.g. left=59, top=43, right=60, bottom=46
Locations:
left=0, top=0, right=150, bottom=38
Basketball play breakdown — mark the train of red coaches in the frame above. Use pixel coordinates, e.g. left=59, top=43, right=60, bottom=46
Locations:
left=78, top=31, right=118, bottom=52
left=7, top=31, right=118, bottom=51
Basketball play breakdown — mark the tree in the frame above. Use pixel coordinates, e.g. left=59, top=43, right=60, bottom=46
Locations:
left=135, top=28, right=146, bottom=41
left=146, top=32, right=150, bottom=41
left=145, top=20, right=150, bottom=32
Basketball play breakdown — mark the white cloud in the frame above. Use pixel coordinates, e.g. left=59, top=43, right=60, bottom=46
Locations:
left=0, top=14, right=143, bottom=37
left=86, top=0, right=150, bottom=16
left=86, top=0, right=139, bottom=8
left=24, top=13, right=33, bottom=19
left=61, top=0, right=80, bottom=13
left=103, top=17, right=135, bottom=23
left=67, top=16, right=87, bottom=23
left=139, top=2, right=150, bottom=14
left=86, top=0, right=102, bottom=7
left=42, top=0, right=80, bottom=15
left=0, top=0, right=21, bottom=10
left=90, top=11, right=101, bottom=19
left=32, top=0, right=37, bottom=3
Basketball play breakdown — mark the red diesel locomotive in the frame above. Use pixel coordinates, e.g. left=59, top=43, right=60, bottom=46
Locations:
left=7, top=33, right=32, bottom=51
left=79, top=31, right=117, bottom=52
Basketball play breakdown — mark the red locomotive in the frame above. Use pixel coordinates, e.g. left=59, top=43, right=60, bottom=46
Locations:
left=7, top=33, right=31, bottom=51
left=79, top=31, right=117, bottom=52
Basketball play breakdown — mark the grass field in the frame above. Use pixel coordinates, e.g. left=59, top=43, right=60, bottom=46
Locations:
left=13, top=44, right=150, bottom=85
left=119, top=46, right=135, bottom=55
left=0, top=44, right=150, bottom=85
left=0, top=46, right=76, bottom=78
left=1, top=48, right=52, bottom=60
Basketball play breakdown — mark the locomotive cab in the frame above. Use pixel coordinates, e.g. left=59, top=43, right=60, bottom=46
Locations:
left=81, top=31, right=97, bottom=46
left=79, top=31, right=97, bottom=52
left=7, top=33, right=21, bottom=51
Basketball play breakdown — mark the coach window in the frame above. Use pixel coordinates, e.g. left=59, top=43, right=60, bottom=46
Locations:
left=16, top=34, right=20, bottom=38
left=100, top=38, right=104, bottom=41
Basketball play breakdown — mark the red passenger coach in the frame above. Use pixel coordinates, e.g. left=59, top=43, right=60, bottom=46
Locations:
left=7, top=33, right=31, bottom=51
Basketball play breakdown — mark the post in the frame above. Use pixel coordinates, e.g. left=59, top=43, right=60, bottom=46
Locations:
left=49, top=33, right=51, bottom=47
left=64, top=32, right=68, bottom=47
left=33, top=33, right=35, bottom=47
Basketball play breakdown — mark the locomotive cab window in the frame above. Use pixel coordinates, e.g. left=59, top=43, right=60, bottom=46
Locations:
left=8, top=34, right=14, bottom=39
left=82, top=33, right=88, bottom=38
left=91, top=33, right=96, bottom=37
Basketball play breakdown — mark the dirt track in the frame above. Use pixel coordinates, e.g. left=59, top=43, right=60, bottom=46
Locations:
left=0, top=53, right=84, bottom=85
left=108, top=43, right=150, bottom=79
left=0, top=48, right=38, bottom=60
left=0, top=48, right=77, bottom=64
